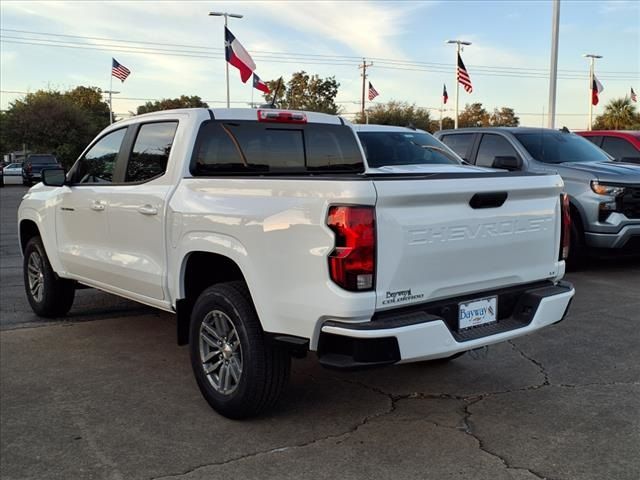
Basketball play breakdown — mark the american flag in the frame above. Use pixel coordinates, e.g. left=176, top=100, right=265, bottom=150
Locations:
left=112, top=58, right=131, bottom=82
left=457, top=53, right=473, bottom=93
left=368, top=81, right=379, bottom=101
left=632, top=87, right=638, bottom=103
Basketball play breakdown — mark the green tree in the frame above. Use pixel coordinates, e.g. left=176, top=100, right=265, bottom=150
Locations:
left=593, top=96, right=640, bottom=130
left=2, top=89, right=109, bottom=167
left=64, top=86, right=111, bottom=127
left=354, top=101, right=432, bottom=131
left=490, top=107, right=520, bottom=127
left=137, top=95, right=208, bottom=114
left=458, top=103, right=490, bottom=127
left=263, top=72, right=341, bottom=114
left=429, top=116, right=455, bottom=133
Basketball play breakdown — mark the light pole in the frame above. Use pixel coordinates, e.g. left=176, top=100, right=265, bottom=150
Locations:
left=547, top=0, right=560, bottom=129
left=209, top=11, right=243, bottom=108
left=447, top=40, right=471, bottom=129
left=583, top=53, right=602, bottom=131
left=104, top=90, right=120, bottom=124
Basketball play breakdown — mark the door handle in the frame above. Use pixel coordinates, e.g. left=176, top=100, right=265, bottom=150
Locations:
left=137, top=204, right=158, bottom=216
left=90, top=201, right=105, bottom=212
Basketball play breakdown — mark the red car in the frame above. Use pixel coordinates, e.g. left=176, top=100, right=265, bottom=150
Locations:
left=576, top=130, right=640, bottom=164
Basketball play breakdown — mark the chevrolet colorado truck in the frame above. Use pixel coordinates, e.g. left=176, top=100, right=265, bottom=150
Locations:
left=18, top=109, right=574, bottom=418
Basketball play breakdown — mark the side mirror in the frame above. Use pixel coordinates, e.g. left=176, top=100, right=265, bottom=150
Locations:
left=492, top=155, right=522, bottom=171
left=41, top=168, right=66, bottom=187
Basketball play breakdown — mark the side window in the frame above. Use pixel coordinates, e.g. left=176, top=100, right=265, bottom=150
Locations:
left=125, top=122, right=178, bottom=183
left=74, top=128, right=126, bottom=184
left=601, top=137, right=638, bottom=161
left=584, top=136, right=602, bottom=147
left=440, top=134, right=474, bottom=161
left=476, top=134, right=520, bottom=168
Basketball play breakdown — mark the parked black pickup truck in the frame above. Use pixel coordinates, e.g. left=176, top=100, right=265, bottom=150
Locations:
left=22, top=154, right=60, bottom=186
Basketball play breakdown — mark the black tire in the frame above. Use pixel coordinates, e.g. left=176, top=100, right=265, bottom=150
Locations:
left=566, top=216, right=587, bottom=270
left=23, top=236, right=75, bottom=317
left=189, top=281, right=291, bottom=419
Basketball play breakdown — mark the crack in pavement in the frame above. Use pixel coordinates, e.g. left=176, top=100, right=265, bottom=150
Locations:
left=150, top=374, right=394, bottom=480
left=149, top=349, right=636, bottom=480
left=507, top=340, right=550, bottom=389
left=461, top=397, right=557, bottom=480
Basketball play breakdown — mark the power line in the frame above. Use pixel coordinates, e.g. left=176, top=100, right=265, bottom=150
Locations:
left=5, top=37, right=637, bottom=82
left=1, top=28, right=638, bottom=79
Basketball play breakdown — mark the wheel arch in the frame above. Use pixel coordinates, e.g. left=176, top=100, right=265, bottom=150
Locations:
left=19, top=219, right=41, bottom=254
left=175, top=248, right=253, bottom=346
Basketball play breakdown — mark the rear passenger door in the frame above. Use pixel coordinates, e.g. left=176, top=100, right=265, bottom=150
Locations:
left=474, top=134, right=523, bottom=168
left=439, top=133, right=476, bottom=163
left=104, top=121, right=179, bottom=301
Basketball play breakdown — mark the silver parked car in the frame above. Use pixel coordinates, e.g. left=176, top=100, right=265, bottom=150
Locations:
left=434, top=127, right=640, bottom=262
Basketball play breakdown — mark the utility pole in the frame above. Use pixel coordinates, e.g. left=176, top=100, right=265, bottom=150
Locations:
left=359, top=58, right=373, bottom=120
left=104, top=90, right=120, bottom=124
left=209, top=11, right=244, bottom=108
left=446, top=40, right=471, bottom=129
left=583, top=53, right=602, bottom=131
left=547, top=0, right=560, bottom=129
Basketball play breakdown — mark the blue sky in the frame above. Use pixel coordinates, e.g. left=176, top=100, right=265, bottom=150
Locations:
left=1, top=0, right=638, bottom=129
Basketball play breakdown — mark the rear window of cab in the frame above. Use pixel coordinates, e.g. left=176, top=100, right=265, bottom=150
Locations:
left=191, top=121, right=364, bottom=175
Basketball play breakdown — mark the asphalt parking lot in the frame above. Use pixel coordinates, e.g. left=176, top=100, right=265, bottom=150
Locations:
left=1, top=184, right=639, bottom=480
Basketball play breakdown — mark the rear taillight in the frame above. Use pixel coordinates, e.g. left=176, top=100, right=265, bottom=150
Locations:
left=25, top=163, right=32, bottom=173
left=257, top=110, right=307, bottom=124
left=559, top=193, right=571, bottom=260
left=327, top=206, right=376, bottom=291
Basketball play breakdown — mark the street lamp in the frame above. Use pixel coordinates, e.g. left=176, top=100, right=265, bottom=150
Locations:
left=583, top=53, right=603, bottom=131
left=103, top=90, right=120, bottom=124
left=209, top=11, right=244, bottom=108
left=446, top=40, right=472, bottom=129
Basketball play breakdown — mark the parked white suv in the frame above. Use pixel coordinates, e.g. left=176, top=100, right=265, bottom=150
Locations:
left=18, top=109, right=574, bottom=418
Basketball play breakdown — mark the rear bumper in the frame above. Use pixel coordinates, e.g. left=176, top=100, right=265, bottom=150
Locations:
left=317, top=281, right=574, bottom=369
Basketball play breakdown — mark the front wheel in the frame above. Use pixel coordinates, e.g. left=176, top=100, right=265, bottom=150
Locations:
left=566, top=218, right=587, bottom=269
left=23, top=236, right=75, bottom=317
left=189, top=282, right=291, bottom=419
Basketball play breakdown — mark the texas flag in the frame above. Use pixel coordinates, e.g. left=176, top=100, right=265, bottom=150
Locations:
left=443, top=84, right=448, bottom=104
left=592, top=74, right=604, bottom=106
left=225, top=27, right=256, bottom=83
left=253, top=73, right=271, bottom=94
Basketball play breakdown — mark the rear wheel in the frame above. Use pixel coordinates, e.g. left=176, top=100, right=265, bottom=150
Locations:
left=189, top=282, right=291, bottom=419
left=23, top=236, right=75, bottom=317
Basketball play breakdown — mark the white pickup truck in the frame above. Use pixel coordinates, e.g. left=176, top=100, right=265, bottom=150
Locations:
left=18, top=109, right=574, bottom=418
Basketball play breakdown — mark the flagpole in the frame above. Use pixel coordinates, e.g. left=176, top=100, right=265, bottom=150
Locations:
left=447, top=40, right=471, bottom=129
left=439, top=95, right=444, bottom=131
left=224, top=16, right=230, bottom=108
left=454, top=43, right=459, bottom=129
left=209, top=11, right=244, bottom=109
left=584, top=53, right=602, bottom=131
left=588, top=58, right=593, bottom=131
left=109, top=65, right=113, bottom=125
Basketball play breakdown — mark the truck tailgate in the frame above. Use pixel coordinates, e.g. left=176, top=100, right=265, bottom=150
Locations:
left=373, top=173, right=564, bottom=310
